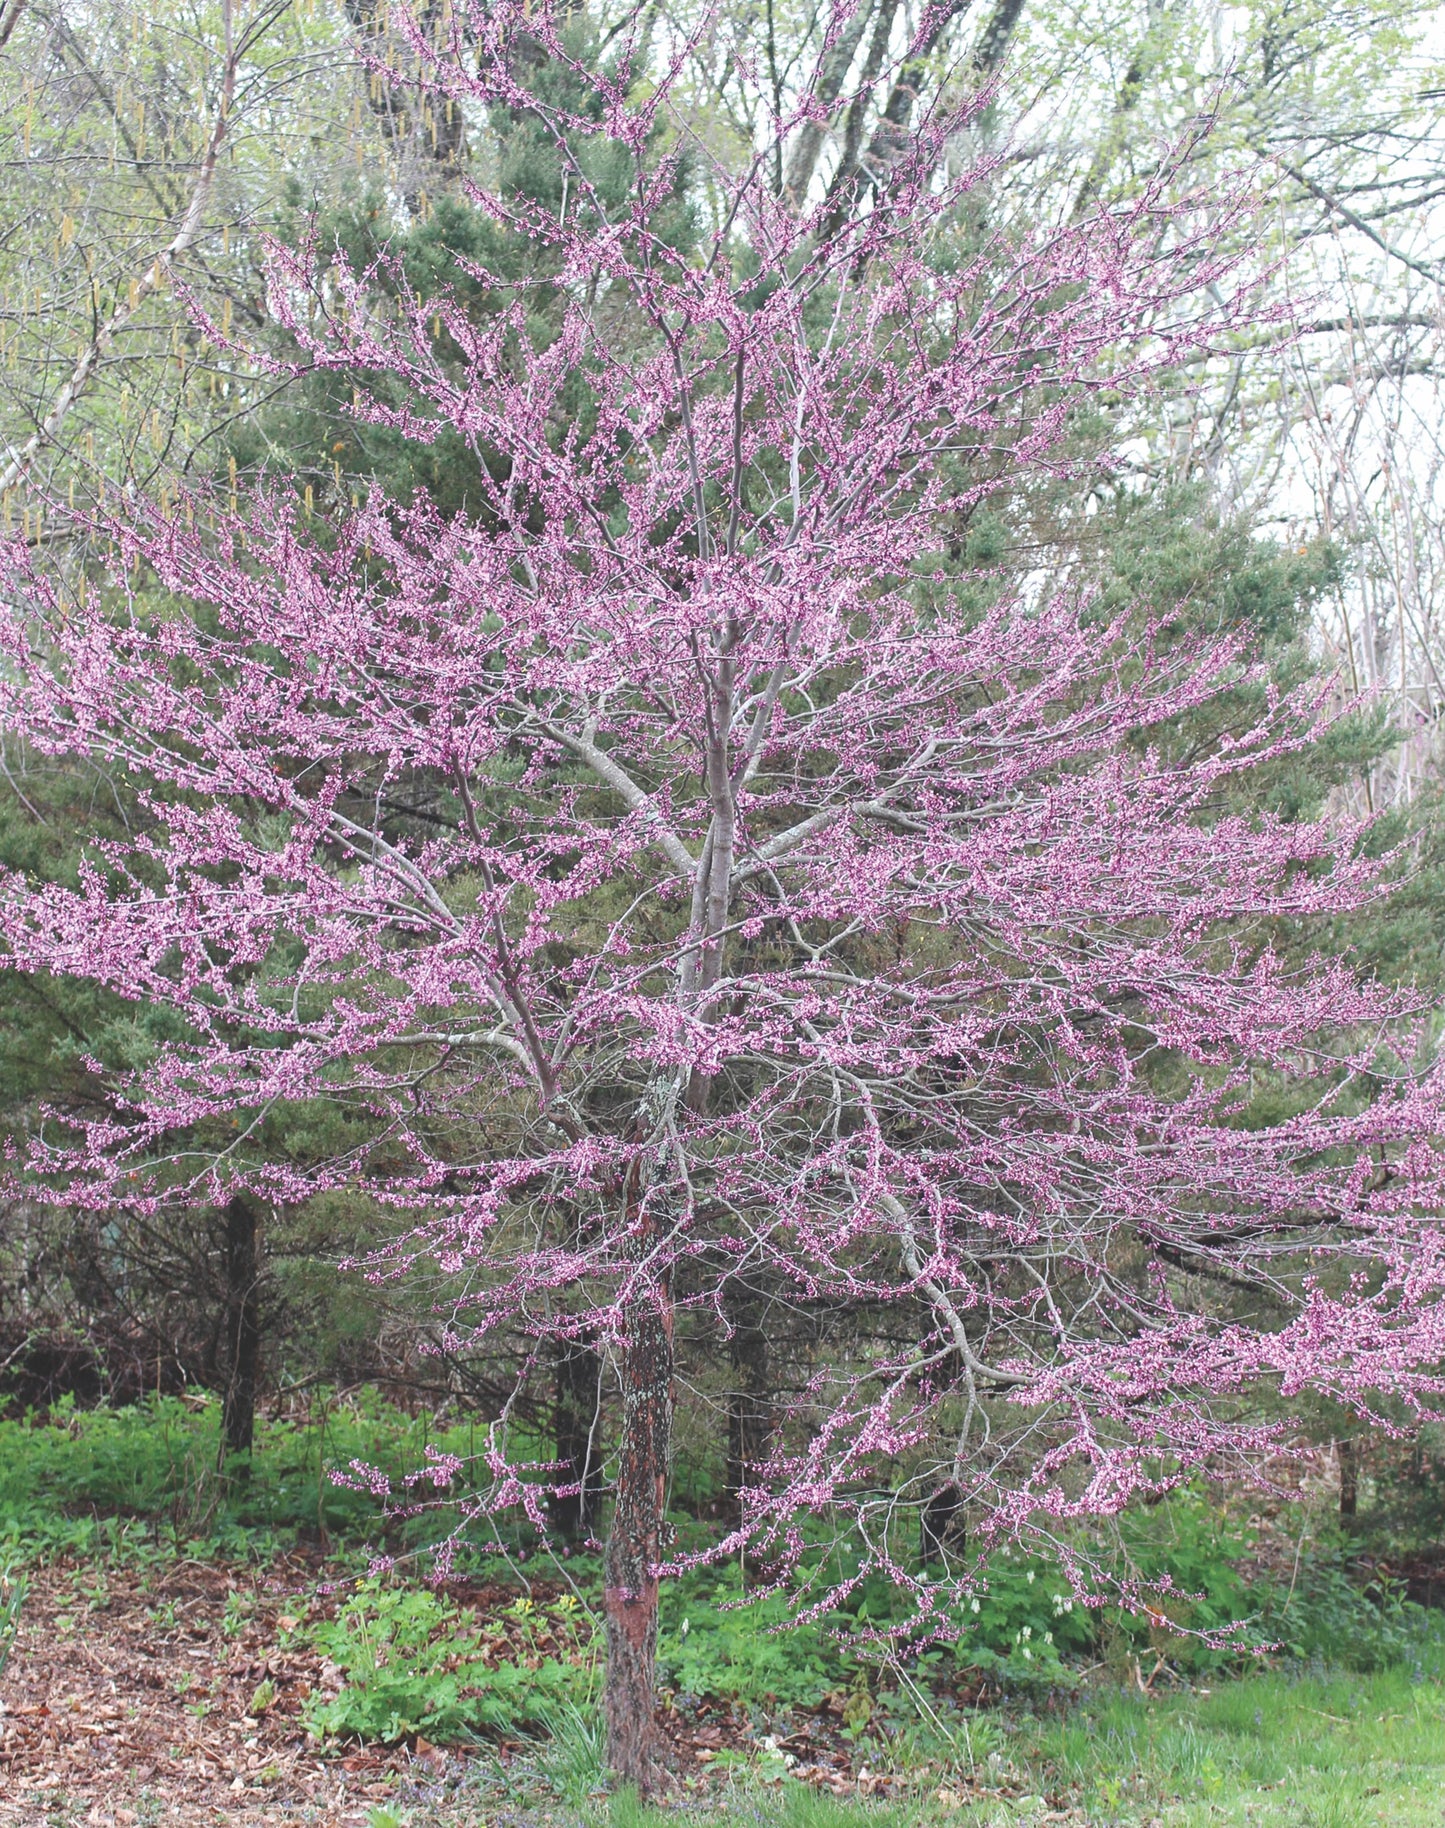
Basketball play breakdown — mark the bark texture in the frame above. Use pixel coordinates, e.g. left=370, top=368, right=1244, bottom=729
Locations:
left=1339, top=1437, right=1359, bottom=1518
left=602, top=1265, right=674, bottom=1793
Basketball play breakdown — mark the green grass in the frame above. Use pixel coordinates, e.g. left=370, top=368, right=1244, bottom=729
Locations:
left=1016, top=1667, right=1445, bottom=1823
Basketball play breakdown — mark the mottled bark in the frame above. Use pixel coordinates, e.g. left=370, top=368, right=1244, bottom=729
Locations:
left=820, top=0, right=900, bottom=226
left=783, top=0, right=877, bottom=206
left=603, top=1261, right=674, bottom=1793
left=972, top=0, right=1028, bottom=76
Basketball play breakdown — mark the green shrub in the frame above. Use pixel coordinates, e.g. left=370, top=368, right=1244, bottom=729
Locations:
left=658, top=1576, right=845, bottom=1707
left=959, top=1551, right=1097, bottom=1679
left=1256, top=1544, right=1445, bottom=1673
left=305, top=1578, right=595, bottom=1743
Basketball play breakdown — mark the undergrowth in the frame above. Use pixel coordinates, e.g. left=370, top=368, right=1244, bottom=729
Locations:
left=304, top=1579, right=596, bottom=1741
left=0, top=1388, right=489, bottom=1561
left=3, top=1390, right=1443, bottom=1757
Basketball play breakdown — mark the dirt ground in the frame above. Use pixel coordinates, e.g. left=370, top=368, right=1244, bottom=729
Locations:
left=0, top=1557, right=419, bottom=1825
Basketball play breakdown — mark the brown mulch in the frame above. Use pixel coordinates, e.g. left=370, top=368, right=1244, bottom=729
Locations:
left=0, top=1557, right=411, bottom=1826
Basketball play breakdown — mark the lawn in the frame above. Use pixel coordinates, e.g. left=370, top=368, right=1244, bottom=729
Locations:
left=1019, top=1670, right=1445, bottom=1825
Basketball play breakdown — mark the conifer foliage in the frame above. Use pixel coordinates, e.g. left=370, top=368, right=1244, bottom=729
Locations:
left=3, top=2, right=1445, bottom=1790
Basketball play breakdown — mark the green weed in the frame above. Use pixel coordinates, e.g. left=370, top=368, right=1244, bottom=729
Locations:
left=0, top=1389, right=495, bottom=1563
left=539, top=1696, right=608, bottom=1803
left=305, top=1576, right=595, bottom=1743
left=659, top=1576, right=846, bottom=1707
left=0, top=1553, right=26, bottom=1676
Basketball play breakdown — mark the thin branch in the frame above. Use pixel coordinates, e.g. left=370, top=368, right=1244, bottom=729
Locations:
left=0, top=0, right=248, bottom=495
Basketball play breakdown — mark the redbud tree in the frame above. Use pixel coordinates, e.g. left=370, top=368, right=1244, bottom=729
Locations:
left=4, top=2, right=1445, bottom=1789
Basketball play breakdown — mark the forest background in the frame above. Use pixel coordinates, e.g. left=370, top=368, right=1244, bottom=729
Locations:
left=3, top=0, right=1445, bottom=1823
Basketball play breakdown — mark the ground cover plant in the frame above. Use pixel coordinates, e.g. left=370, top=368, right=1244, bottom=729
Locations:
left=0, top=1389, right=494, bottom=1560
left=4, top=1551, right=1445, bottom=1825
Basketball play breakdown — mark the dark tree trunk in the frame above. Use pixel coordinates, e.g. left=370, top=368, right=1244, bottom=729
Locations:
left=920, top=1482, right=967, bottom=1569
left=724, top=1278, right=772, bottom=1520
left=603, top=1267, right=674, bottom=1793
left=220, top=1194, right=261, bottom=1468
left=552, top=1334, right=604, bottom=1542
left=1339, top=1436, right=1358, bottom=1519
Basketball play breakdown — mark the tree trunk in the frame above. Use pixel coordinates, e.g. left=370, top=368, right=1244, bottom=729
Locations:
left=552, top=1333, right=604, bottom=1542
left=219, top=1194, right=261, bottom=1469
left=920, top=1482, right=967, bottom=1569
left=1339, top=1436, right=1358, bottom=1519
left=603, top=1271, right=674, bottom=1793
left=724, top=1278, right=772, bottom=1522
